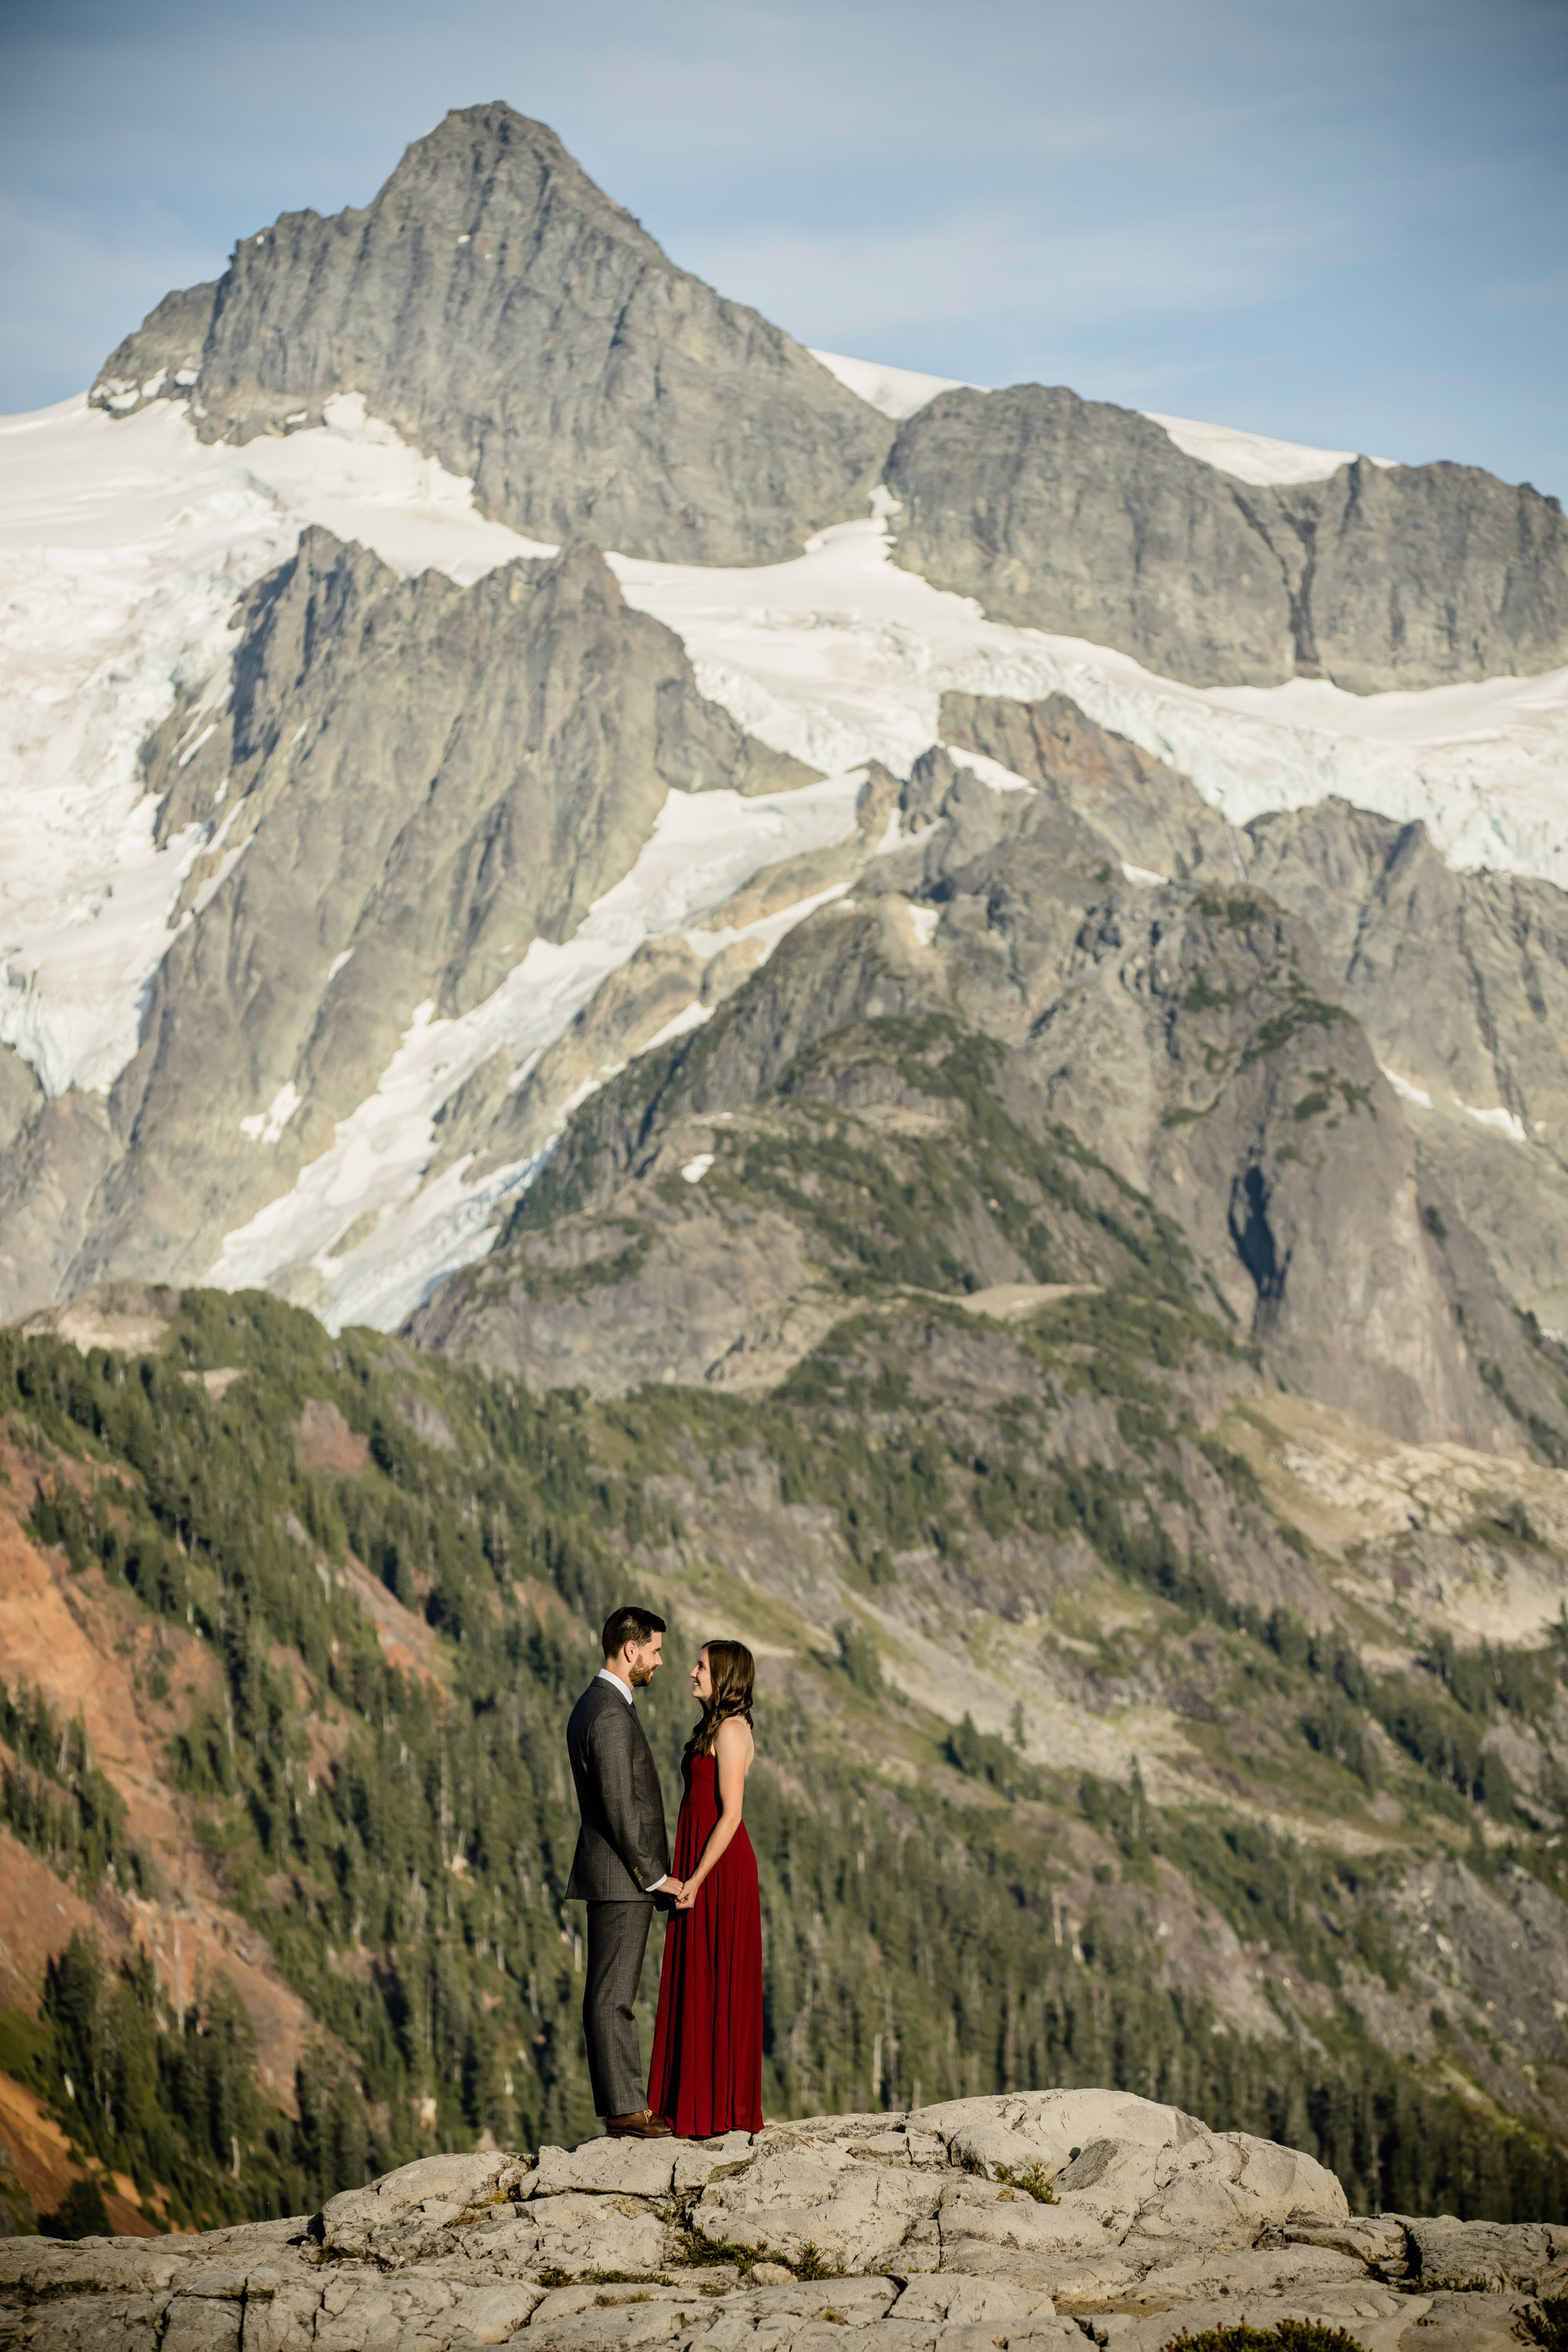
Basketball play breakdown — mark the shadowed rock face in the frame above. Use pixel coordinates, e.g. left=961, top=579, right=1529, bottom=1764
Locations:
left=888, top=388, right=1300, bottom=688
left=879, top=770, right=1534, bottom=1451
left=941, top=692, right=1568, bottom=1363
left=2, top=2092, right=1559, bottom=2350
left=91, top=103, right=892, bottom=565
left=1239, top=795, right=1568, bottom=1337
left=885, top=386, right=1568, bottom=691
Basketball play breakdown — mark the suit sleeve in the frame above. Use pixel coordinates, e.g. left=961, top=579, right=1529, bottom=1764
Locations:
left=586, top=1709, right=666, bottom=1892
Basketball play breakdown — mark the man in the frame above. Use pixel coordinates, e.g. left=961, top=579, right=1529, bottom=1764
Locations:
left=564, top=1606, right=677, bottom=2139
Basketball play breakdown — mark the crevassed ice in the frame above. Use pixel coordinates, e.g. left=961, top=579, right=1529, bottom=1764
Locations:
left=608, top=513, right=1568, bottom=889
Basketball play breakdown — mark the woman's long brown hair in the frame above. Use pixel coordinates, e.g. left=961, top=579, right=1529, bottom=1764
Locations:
left=686, top=1639, right=756, bottom=1758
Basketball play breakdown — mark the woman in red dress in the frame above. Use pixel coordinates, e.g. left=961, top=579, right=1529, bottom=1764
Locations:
left=647, top=1639, right=764, bottom=2136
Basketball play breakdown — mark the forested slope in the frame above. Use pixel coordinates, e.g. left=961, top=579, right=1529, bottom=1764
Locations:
left=4, top=1252, right=1568, bottom=2237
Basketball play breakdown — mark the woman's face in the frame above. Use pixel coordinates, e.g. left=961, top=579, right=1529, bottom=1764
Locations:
left=691, top=1646, right=713, bottom=1701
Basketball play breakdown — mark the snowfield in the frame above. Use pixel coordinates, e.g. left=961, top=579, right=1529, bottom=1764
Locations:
left=612, top=514, right=1568, bottom=884
left=208, top=776, right=865, bottom=1334
left=2, top=372, right=1566, bottom=1327
left=0, top=392, right=546, bottom=1098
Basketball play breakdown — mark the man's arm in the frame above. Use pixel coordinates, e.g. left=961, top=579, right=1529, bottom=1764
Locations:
left=587, top=1710, right=669, bottom=1893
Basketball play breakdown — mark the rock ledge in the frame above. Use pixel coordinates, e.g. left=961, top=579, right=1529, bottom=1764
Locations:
left=3, top=2091, right=1564, bottom=2350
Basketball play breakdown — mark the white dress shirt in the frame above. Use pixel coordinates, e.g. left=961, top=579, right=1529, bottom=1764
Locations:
left=596, top=1666, right=668, bottom=1890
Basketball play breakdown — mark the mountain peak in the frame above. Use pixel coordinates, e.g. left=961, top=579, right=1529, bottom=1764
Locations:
left=90, top=107, right=891, bottom=566
left=374, top=100, right=656, bottom=251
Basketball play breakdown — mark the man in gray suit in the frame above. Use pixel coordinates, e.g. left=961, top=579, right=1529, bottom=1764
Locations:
left=565, top=1606, right=678, bottom=2138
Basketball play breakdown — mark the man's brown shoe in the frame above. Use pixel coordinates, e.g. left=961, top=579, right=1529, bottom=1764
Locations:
left=606, top=2110, right=673, bottom=2139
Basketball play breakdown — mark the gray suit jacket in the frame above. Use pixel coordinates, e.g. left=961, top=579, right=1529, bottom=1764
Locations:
left=564, top=1677, right=670, bottom=1902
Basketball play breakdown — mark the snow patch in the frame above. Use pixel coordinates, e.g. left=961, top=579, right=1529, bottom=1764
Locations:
left=1121, top=862, right=1169, bottom=887
left=240, top=1080, right=300, bottom=1144
left=945, top=745, right=1036, bottom=794
left=176, top=721, right=216, bottom=768
left=191, top=829, right=252, bottom=916
left=1148, top=412, right=1397, bottom=488
left=908, top=906, right=941, bottom=947
left=609, top=514, right=1568, bottom=894
left=641, top=999, right=713, bottom=1053
left=807, top=345, right=1393, bottom=484
left=1381, top=1068, right=1434, bottom=1111
left=1458, top=1099, right=1528, bottom=1143
left=808, top=348, right=976, bottom=421
left=680, top=1153, right=714, bottom=1185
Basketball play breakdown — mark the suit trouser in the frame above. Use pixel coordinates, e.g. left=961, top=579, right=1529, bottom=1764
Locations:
left=583, top=1900, right=654, bottom=2118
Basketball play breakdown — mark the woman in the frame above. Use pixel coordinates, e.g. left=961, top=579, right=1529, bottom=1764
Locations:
left=647, top=1639, right=764, bottom=2136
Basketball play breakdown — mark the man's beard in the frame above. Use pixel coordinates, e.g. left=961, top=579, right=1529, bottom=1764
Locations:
left=629, top=1653, right=659, bottom=1688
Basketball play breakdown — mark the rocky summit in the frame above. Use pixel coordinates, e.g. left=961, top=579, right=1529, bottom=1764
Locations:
left=91, top=103, right=890, bottom=568
left=6, top=2090, right=1564, bottom=2352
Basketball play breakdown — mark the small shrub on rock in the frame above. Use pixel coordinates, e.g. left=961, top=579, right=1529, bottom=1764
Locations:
left=993, top=2160, right=1058, bottom=2204
left=1161, top=2325, right=1362, bottom=2351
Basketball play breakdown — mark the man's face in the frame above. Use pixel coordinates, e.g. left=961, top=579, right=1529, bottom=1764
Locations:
left=627, top=1632, right=663, bottom=1688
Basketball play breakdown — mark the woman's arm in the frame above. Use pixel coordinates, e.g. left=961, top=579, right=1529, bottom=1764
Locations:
left=675, top=1721, right=751, bottom=1907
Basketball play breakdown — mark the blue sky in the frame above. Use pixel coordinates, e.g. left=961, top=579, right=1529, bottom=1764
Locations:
left=3, top=0, right=1566, bottom=491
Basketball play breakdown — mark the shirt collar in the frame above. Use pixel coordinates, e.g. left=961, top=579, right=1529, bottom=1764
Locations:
left=596, top=1666, right=636, bottom=1704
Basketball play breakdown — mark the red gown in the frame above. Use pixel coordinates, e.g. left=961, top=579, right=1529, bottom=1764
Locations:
left=648, top=1751, right=764, bottom=2135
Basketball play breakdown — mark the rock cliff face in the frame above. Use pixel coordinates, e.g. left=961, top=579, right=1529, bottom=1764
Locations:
left=92, top=103, right=892, bottom=566
left=0, top=528, right=815, bottom=1312
left=937, top=693, right=1568, bottom=1348
left=938, top=692, right=1568, bottom=1397
left=414, top=695, right=1567, bottom=1457
left=884, top=387, right=1568, bottom=689
left=1238, top=795, right=1568, bottom=1334
left=4, top=2095, right=1563, bottom=2351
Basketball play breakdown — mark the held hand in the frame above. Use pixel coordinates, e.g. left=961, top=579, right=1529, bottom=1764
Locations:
left=674, top=1879, right=699, bottom=1911
left=659, top=1878, right=685, bottom=1904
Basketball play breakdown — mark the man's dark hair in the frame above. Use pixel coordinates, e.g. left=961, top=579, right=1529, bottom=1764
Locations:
left=601, top=1606, right=666, bottom=1658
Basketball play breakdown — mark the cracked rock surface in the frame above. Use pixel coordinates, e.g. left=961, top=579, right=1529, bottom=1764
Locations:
left=5, top=2092, right=1567, bottom=2350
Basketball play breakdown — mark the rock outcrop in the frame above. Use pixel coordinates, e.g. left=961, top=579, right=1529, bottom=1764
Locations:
left=90, top=103, right=892, bottom=567
left=884, top=385, right=1568, bottom=690
left=5, top=2093, right=1563, bottom=2350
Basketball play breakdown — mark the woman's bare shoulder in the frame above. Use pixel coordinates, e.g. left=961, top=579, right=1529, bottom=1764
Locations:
left=716, top=1715, right=755, bottom=1762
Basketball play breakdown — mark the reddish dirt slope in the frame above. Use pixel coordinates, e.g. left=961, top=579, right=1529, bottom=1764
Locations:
left=0, top=2069, right=158, bottom=2236
left=0, top=1455, right=318, bottom=2111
